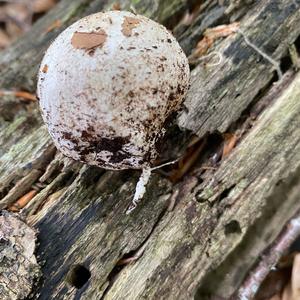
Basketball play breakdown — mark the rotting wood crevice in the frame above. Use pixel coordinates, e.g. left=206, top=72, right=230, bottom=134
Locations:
left=100, top=206, right=170, bottom=300
left=0, top=145, right=57, bottom=207
left=190, top=67, right=296, bottom=187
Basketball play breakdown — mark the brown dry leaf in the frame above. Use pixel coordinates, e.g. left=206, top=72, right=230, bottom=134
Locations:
left=112, top=2, right=121, bottom=10
left=204, top=22, right=240, bottom=38
left=192, top=22, right=240, bottom=57
left=273, top=253, right=300, bottom=300
left=27, top=188, right=67, bottom=226
left=282, top=282, right=292, bottom=300
left=179, top=3, right=202, bottom=26
left=8, top=190, right=37, bottom=212
left=256, top=269, right=290, bottom=300
left=4, top=3, right=32, bottom=35
left=71, top=30, right=107, bottom=50
left=4, top=3, right=30, bottom=23
left=222, top=133, right=238, bottom=159
left=193, top=36, right=214, bottom=57
left=0, top=28, right=11, bottom=48
left=45, top=19, right=62, bottom=33
left=269, top=294, right=282, bottom=300
left=169, top=136, right=205, bottom=182
left=33, top=0, right=57, bottom=13
left=290, top=253, right=300, bottom=299
left=0, top=90, right=37, bottom=101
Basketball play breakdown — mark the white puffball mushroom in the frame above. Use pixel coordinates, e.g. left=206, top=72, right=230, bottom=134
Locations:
left=37, top=11, right=190, bottom=212
left=38, top=10, right=189, bottom=169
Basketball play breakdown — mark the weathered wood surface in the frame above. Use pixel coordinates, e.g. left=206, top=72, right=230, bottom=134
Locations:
left=1, top=0, right=300, bottom=299
left=0, top=211, right=40, bottom=300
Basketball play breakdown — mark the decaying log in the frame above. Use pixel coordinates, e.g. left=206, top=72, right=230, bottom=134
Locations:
left=0, top=211, right=40, bottom=300
left=1, top=0, right=300, bottom=299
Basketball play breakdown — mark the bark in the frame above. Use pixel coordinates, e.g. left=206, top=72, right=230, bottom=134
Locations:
left=0, top=0, right=300, bottom=299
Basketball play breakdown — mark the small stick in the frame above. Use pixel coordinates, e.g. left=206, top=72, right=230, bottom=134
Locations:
left=238, top=29, right=283, bottom=80
left=233, top=211, right=300, bottom=299
left=167, top=188, right=179, bottom=211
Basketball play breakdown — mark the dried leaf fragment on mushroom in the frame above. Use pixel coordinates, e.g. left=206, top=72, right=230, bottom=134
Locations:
left=191, top=22, right=240, bottom=58
left=71, top=30, right=107, bottom=51
left=121, top=16, right=140, bottom=37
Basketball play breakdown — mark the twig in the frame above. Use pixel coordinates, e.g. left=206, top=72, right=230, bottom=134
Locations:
left=238, top=29, right=283, bottom=80
left=233, top=210, right=300, bottom=299
left=167, top=188, right=179, bottom=211
left=189, top=51, right=224, bottom=67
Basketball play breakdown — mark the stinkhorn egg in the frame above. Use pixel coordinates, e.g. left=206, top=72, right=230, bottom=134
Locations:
left=37, top=10, right=190, bottom=171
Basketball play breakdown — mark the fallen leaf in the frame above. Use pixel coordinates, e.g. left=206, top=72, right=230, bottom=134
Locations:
left=45, top=19, right=62, bottom=33
left=0, top=28, right=11, bottom=48
left=4, top=3, right=32, bottom=36
left=269, top=294, right=282, bottom=300
left=169, top=136, right=206, bottom=182
left=255, top=268, right=290, bottom=300
left=0, top=90, right=37, bottom=101
left=193, top=36, right=214, bottom=57
left=290, top=253, right=300, bottom=299
left=179, top=3, right=202, bottom=26
left=282, top=282, right=292, bottom=300
left=222, top=133, right=238, bottom=159
left=112, top=2, right=121, bottom=10
left=8, top=190, right=37, bottom=212
left=33, top=0, right=57, bottom=13
left=204, top=22, right=240, bottom=38
left=192, top=22, right=240, bottom=57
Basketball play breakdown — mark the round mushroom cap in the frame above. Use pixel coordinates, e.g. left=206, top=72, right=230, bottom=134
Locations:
left=37, top=10, right=190, bottom=170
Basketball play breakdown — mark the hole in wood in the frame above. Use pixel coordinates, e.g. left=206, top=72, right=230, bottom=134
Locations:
left=219, top=184, right=236, bottom=201
left=67, top=264, right=91, bottom=289
left=224, top=220, right=242, bottom=235
left=279, top=55, right=292, bottom=75
left=294, top=34, right=300, bottom=52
